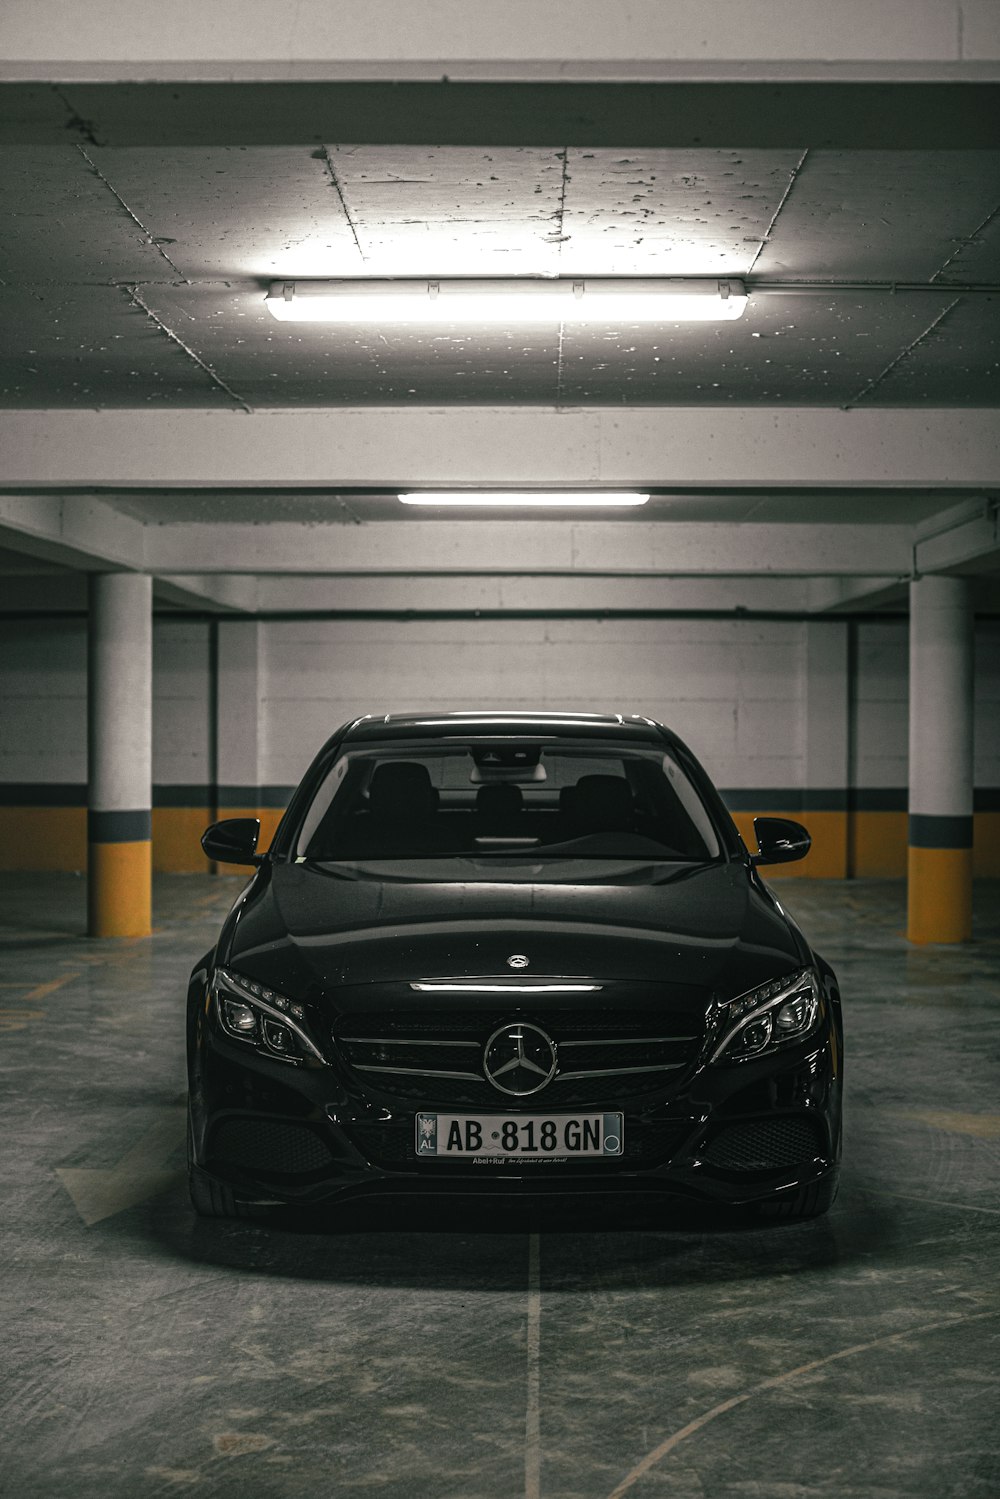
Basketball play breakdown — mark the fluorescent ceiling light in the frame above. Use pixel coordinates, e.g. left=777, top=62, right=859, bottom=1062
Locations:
left=265, top=278, right=747, bottom=323
left=398, top=492, right=650, bottom=508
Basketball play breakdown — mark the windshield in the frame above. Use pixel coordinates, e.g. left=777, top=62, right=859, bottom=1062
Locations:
left=295, top=738, right=720, bottom=871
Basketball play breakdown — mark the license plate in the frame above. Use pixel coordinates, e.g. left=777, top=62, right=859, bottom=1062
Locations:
left=415, top=1112, right=624, bottom=1160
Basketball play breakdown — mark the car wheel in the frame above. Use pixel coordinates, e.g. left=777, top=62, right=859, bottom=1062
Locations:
left=187, top=1115, right=262, bottom=1220
left=754, top=1171, right=840, bottom=1222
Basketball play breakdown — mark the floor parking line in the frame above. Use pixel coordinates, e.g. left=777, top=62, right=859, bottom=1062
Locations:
left=0, top=971, right=82, bottom=1030
left=868, top=1187, right=1000, bottom=1215
left=525, top=1231, right=541, bottom=1499
left=604, top=1308, right=1000, bottom=1499
left=22, top=972, right=80, bottom=1003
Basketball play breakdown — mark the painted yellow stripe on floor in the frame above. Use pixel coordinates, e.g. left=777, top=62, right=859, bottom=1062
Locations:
left=21, top=972, right=81, bottom=1003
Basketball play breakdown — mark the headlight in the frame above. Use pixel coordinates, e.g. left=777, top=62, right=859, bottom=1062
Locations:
left=710, top=968, right=822, bottom=1064
left=212, top=968, right=325, bottom=1064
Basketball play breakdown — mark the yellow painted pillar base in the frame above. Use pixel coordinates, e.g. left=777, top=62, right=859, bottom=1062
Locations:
left=907, top=845, right=973, bottom=944
left=88, top=840, right=152, bottom=937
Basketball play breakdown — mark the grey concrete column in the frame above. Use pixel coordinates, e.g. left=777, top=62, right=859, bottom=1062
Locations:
left=87, top=573, right=152, bottom=936
left=907, top=575, right=973, bottom=943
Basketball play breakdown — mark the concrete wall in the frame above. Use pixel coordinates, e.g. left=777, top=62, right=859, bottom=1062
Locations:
left=1, top=611, right=998, bottom=876
left=151, top=619, right=213, bottom=872
left=851, top=619, right=910, bottom=876
left=261, top=616, right=804, bottom=792
left=974, top=618, right=1000, bottom=875
left=0, top=618, right=88, bottom=870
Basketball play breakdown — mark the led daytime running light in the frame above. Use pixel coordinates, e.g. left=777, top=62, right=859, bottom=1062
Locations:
left=215, top=969, right=324, bottom=1062
left=710, top=969, right=821, bottom=1064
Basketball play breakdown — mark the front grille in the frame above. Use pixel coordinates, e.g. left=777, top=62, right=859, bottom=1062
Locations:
left=209, top=1117, right=333, bottom=1175
left=701, top=1116, right=821, bottom=1172
left=346, top=1117, right=693, bottom=1171
left=335, top=1007, right=702, bottom=1108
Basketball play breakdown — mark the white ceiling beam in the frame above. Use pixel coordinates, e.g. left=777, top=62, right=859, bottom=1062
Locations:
left=5, top=61, right=995, bottom=83
left=3, top=0, right=989, bottom=80
left=0, top=494, right=145, bottom=572
left=0, top=499, right=256, bottom=610
left=251, top=574, right=811, bottom=612
left=807, top=576, right=908, bottom=612
left=913, top=497, right=1000, bottom=574
left=152, top=575, right=259, bottom=613
left=143, top=519, right=910, bottom=576
left=1, top=410, right=996, bottom=491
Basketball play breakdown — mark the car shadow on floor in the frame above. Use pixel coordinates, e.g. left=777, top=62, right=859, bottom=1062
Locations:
left=134, top=1176, right=896, bottom=1295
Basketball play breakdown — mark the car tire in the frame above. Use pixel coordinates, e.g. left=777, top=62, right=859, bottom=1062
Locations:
left=187, top=1116, right=262, bottom=1220
left=754, top=1171, right=840, bottom=1222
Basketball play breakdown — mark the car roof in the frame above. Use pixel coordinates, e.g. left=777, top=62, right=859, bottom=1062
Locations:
left=339, top=711, right=668, bottom=745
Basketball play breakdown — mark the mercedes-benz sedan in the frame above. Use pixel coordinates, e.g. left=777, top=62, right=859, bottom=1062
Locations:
left=187, top=712, right=842, bottom=1221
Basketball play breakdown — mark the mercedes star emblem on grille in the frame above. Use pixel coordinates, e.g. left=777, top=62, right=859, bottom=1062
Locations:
left=506, top=954, right=529, bottom=969
left=483, top=1022, right=558, bottom=1096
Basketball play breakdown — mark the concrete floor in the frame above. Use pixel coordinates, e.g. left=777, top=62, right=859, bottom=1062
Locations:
left=1, top=873, right=999, bottom=1499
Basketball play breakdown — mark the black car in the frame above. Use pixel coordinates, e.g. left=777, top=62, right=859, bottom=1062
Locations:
left=187, top=712, right=842, bottom=1221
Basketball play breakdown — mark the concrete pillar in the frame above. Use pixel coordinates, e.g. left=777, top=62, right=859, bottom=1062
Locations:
left=907, top=575, right=973, bottom=944
left=87, top=573, right=152, bottom=937
left=804, top=620, right=850, bottom=877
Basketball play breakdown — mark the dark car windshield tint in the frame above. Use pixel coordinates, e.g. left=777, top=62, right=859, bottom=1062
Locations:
left=295, top=739, right=720, bottom=868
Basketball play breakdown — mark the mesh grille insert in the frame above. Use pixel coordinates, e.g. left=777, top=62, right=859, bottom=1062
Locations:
left=701, top=1117, right=821, bottom=1172
left=210, top=1118, right=333, bottom=1175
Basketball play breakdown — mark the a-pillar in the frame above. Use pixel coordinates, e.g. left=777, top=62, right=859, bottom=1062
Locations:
left=907, top=575, right=974, bottom=944
left=87, top=573, right=152, bottom=937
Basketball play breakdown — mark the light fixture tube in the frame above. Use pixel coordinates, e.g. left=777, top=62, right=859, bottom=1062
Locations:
left=398, top=493, right=649, bottom=508
left=265, top=278, right=747, bottom=323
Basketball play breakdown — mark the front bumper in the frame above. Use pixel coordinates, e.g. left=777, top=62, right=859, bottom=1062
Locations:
left=188, top=1008, right=842, bottom=1211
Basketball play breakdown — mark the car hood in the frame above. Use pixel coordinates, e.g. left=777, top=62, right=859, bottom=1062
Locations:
left=222, top=859, right=808, bottom=1001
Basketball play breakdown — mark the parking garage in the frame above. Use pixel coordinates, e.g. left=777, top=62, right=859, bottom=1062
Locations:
left=1, top=4, right=999, bottom=1496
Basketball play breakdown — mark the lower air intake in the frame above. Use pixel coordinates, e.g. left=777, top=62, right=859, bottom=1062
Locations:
left=701, top=1117, right=821, bottom=1172
left=210, top=1118, right=333, bottom=1174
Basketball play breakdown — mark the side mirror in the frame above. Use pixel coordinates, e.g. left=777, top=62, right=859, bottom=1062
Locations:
left=751, top=816, right=811, bottom=866
left=201, top=817, right=261, bottom=866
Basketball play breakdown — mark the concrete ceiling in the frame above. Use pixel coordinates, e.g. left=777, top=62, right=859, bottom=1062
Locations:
left=2, top=135, right=998, bottom=408
left=0, top=78, right=998, bottom=616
